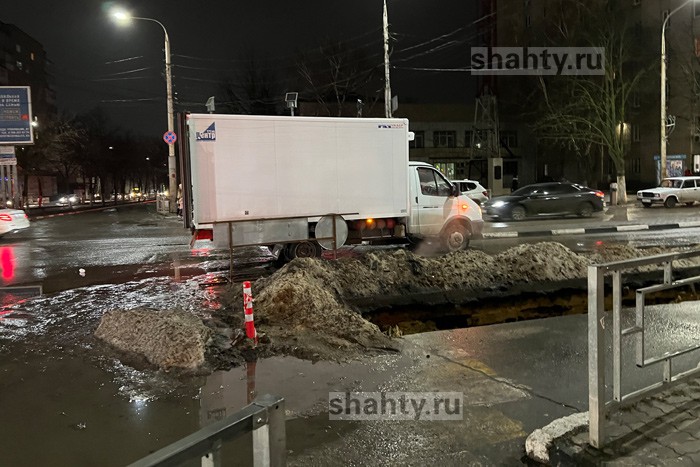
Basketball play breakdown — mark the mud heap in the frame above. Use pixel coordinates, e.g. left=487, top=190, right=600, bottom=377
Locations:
left=219, top=242, right=608, bottom=364
left=98, top=242, right=697, bottom=371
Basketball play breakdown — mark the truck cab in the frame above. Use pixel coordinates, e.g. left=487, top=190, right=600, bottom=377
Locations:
left=407, top=161, right=484, bottom=250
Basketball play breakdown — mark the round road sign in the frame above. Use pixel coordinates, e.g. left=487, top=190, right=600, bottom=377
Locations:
left=163, top=131, right=177, bottom=144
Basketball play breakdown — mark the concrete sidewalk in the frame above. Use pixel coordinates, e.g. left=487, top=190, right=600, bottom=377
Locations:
left=277, top=311, right=700, bottom=466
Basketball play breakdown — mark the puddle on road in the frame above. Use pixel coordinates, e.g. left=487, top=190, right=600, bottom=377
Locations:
left=0, top=272, right=409, bottom=466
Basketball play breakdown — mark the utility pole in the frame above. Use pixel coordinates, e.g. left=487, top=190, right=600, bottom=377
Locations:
left=383, top=0, right=392, bottom=118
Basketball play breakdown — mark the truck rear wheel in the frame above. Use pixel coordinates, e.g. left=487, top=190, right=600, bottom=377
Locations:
left=284, top=241, right=323, bottom=261
left=441, top=222, right=470, bottom=252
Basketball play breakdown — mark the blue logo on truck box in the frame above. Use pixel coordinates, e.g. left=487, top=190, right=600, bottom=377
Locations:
left=196, top=122, right=216, bottom=141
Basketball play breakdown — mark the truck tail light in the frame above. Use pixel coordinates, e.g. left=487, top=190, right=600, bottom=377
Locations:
left=195, top=229, right=213, bottom=241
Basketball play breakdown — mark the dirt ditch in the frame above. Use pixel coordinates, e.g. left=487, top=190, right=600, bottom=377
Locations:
left=92, top=241, right=700, bottom=372
left=207, top=242, right=700, bottom=369
left=367, top=285, right=700, bottom=335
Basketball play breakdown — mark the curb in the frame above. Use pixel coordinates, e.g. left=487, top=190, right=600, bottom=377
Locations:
left=525, top=412, right=589, bottom=465
left=484, top=221, right=700, bottom=239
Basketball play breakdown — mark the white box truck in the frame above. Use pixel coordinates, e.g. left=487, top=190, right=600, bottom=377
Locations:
left=184, top=114, right=483, bottom=261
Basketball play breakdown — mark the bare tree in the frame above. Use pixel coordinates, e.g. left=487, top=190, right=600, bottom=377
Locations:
left=220, top=53, right=281, bottom=116
left=296, top=39, right=382, bottom=117
left=534, top=8, right=648, bottom=203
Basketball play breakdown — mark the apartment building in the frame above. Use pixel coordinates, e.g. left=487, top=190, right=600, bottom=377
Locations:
left=0, top=20, right=56, bottom=123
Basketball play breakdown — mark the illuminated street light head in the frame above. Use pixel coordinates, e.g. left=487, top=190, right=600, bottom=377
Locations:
left=109, top=7, right=132, bottom=25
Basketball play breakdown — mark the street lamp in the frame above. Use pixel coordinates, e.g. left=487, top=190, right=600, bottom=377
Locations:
left=661, top=0, right=695, bottom=181
left=111, top=8, right=177, bottom=213
left=383, top=0, right=392, bottom=118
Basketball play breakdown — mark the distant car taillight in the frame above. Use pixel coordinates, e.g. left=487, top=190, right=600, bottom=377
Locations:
left=595, top=191, right=605, bottom=198
left=0, top=214, right=12, bottom=222
left=482, top=191, right=489, bottom=198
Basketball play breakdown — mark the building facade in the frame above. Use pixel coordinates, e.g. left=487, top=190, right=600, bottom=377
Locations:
left=492, top=0, right=700, bottom=190
left=0, top=20, right=56, bottom=122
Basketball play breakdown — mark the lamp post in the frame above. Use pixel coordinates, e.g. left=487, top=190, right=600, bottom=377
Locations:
left=661, top=0, right=695, bottom=181
left=383, top=0, right=392, bottom=118
left=111, top=10, right=177, bottom=213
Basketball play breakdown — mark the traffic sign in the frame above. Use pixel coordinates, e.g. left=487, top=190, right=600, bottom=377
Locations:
left=163, top=130, right=177, bottom=145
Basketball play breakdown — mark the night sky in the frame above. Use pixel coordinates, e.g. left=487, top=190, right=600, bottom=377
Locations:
left=3, top=1, right=478, bottom=137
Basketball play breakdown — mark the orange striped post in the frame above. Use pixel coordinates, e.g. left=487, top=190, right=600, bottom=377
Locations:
left=242, top=281, right=257, bottom=344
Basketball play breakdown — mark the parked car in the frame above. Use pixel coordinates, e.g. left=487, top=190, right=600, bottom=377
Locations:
left=483, top=182, right=605, bottom=221
left=636, top=176, right=700, bottom=208
left=54, top=194, right=82, bottom=206
left=0, top=209, right=30, bottom=236
left=451, top=179, right=489, bottom=205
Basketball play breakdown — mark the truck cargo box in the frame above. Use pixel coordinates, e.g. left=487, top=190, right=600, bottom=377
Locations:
left=187, top=114, right=410, bottom=225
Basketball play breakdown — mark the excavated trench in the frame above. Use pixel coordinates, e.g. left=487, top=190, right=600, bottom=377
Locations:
left=363, top=280, right=700, bottom=336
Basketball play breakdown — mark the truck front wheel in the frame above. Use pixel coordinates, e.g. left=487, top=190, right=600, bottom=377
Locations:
left=284, top=241, right=323, bottom=261
left=441, top=222, right=470, bottom=252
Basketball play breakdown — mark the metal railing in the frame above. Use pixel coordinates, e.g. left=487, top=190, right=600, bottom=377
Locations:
left=588, top=251, right=700, bottom=448
left=129, top=394, right=285, bottom=467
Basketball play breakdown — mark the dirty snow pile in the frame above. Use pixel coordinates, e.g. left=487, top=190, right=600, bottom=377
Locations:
left=96, top=242, right=699, bottom=370
left=219, top=241, right=699, bottom=364
left=95, top=307, right=212, bottom=372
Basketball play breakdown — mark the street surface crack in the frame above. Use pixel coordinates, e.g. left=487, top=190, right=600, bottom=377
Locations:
left=433, top=352, right=583, bottom=412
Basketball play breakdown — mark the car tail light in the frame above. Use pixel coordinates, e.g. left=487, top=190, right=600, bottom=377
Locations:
left=482, top=191, right=489, bottom=198
left=0, top=214, right=12, bottom=222
left=595, top=191, right=604, bottom=198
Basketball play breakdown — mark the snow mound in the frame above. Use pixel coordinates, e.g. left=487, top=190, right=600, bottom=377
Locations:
left=493, top=242, right=590, bottom=283
left=95, top=307, right=212, bottom=371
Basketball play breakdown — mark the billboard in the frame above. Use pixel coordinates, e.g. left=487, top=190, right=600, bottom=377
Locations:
left=0, top=87, right=33, bottom=145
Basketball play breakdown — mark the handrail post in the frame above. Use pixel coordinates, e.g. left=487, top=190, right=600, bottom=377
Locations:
left=588, top=264, right=606, bottom=448
left=253, top=394, right=286, bottom=467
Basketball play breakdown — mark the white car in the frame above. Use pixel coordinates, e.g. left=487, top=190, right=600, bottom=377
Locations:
left=0, top=209, right=30, bottom=236
left=637, top=176, right=700, bottom=208
left=451, top=179, right=490, bottom=205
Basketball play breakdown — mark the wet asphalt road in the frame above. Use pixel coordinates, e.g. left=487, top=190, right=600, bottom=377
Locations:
left=0, top=203, right=699, bottom=465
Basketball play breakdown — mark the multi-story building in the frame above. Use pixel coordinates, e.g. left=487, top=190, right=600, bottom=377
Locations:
left=0, top=20, right=56, bottom=123
left=395, top=103, right=524, bottom=190
left=491, top=0, right=700, bottom=190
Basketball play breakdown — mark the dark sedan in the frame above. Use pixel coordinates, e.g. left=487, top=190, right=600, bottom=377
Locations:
left=483, top=182, right=605, bottom=221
